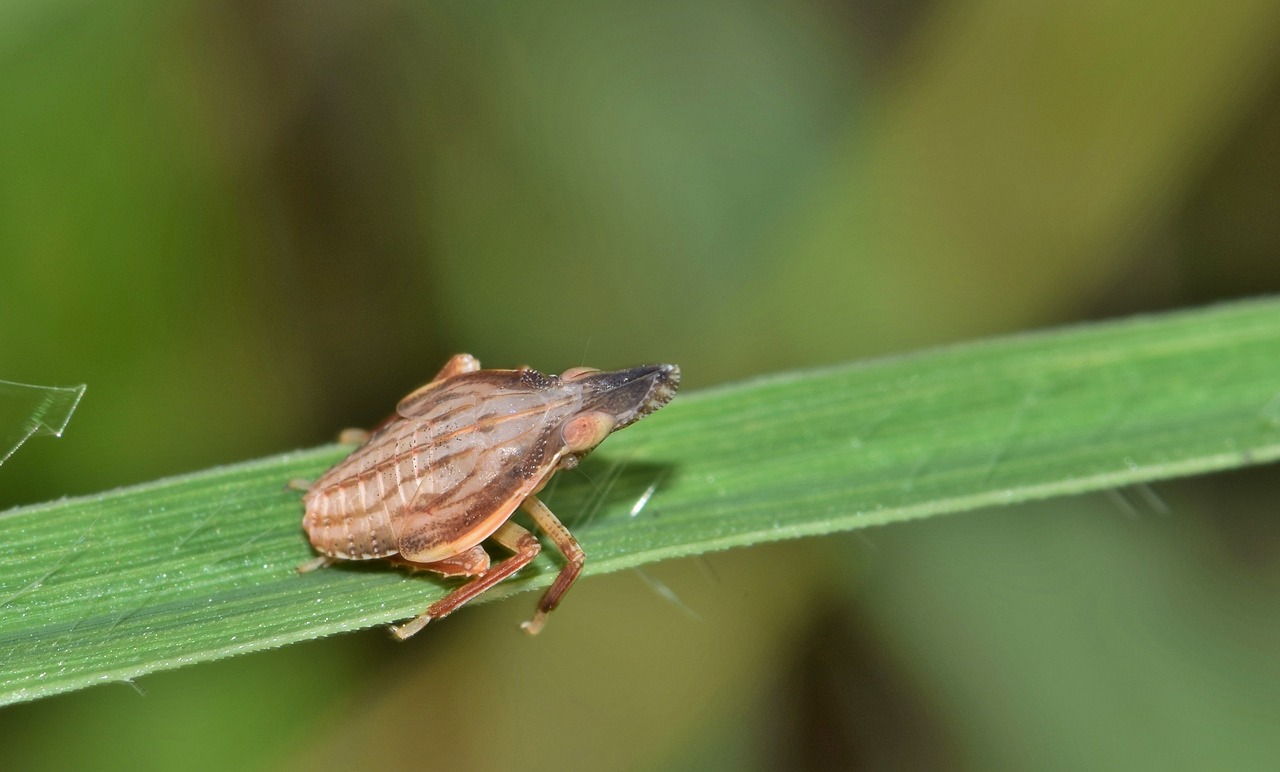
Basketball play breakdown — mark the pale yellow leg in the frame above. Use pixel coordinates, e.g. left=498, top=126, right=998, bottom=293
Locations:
left=337, top=428, right=371, bottom=444
left=433, top=353, right=481, bottom=381
left=396, top=355, right=483, bottom=417
left=296, top=555, right=333, bottom=574
left=519, top=495, right=585, bottom=635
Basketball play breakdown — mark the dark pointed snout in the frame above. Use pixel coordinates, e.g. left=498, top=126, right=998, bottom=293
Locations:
left=574, top=363, right=680, bottom=429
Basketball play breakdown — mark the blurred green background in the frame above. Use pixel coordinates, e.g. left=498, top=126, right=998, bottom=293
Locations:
left=3, top=1, right=1280, bottom=769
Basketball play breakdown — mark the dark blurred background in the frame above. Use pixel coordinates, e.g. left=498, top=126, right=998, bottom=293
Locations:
left=2, top=2, right=1280, bottom=769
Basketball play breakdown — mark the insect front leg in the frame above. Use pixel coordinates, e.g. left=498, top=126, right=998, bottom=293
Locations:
left=389, top=521, right=541, bottom=640
left=519, top=495, right=585, bottom=636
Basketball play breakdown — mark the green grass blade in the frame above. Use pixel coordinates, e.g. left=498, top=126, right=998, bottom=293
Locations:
left=4, top=298, right=1280, bottom=706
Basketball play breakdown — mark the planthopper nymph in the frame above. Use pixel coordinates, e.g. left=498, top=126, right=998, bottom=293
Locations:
left=297, top=354, right=680, bottom=638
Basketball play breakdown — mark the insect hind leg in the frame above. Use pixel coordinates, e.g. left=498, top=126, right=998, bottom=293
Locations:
left=389, top=522, right=540, bottom=640
left=391, top=544, right=490, bottom=577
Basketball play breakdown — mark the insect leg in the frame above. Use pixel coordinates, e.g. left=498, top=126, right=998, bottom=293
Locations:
left=337, top=428, right=371, bottom=444
left=296, top=555, right=334, bottom=574
left=395, top=354, right=483, bottom=417
left=390, top=544, right=490, bottom=577
left=389, top=521, right=540, bottom=640
left=432, top=353, right=481, bottom=381
left=518, top=495, right=585, bottom=636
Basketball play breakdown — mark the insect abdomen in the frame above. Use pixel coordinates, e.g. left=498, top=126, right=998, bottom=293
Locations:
left=302, top=377, right=572, bottom=561
left=303, top=442, right=433, bottom=560
left=302, top=422, right=478, bottom=560
left=302, top=475, right=400, bottom=561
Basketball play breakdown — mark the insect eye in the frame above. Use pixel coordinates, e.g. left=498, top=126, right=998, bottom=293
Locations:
left=561, top=411, right=615, bottom=453
left=561, top=367, right=601, bottom=381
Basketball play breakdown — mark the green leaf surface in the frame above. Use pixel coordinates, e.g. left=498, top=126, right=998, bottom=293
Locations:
left=4, top=298, right=1280, bottom=706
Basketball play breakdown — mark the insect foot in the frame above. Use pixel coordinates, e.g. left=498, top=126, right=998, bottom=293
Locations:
left=297, top=355, right=680, bottom=637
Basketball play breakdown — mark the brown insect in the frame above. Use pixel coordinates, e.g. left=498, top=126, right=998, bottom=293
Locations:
left=298, top=354, right=680, bottom=638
